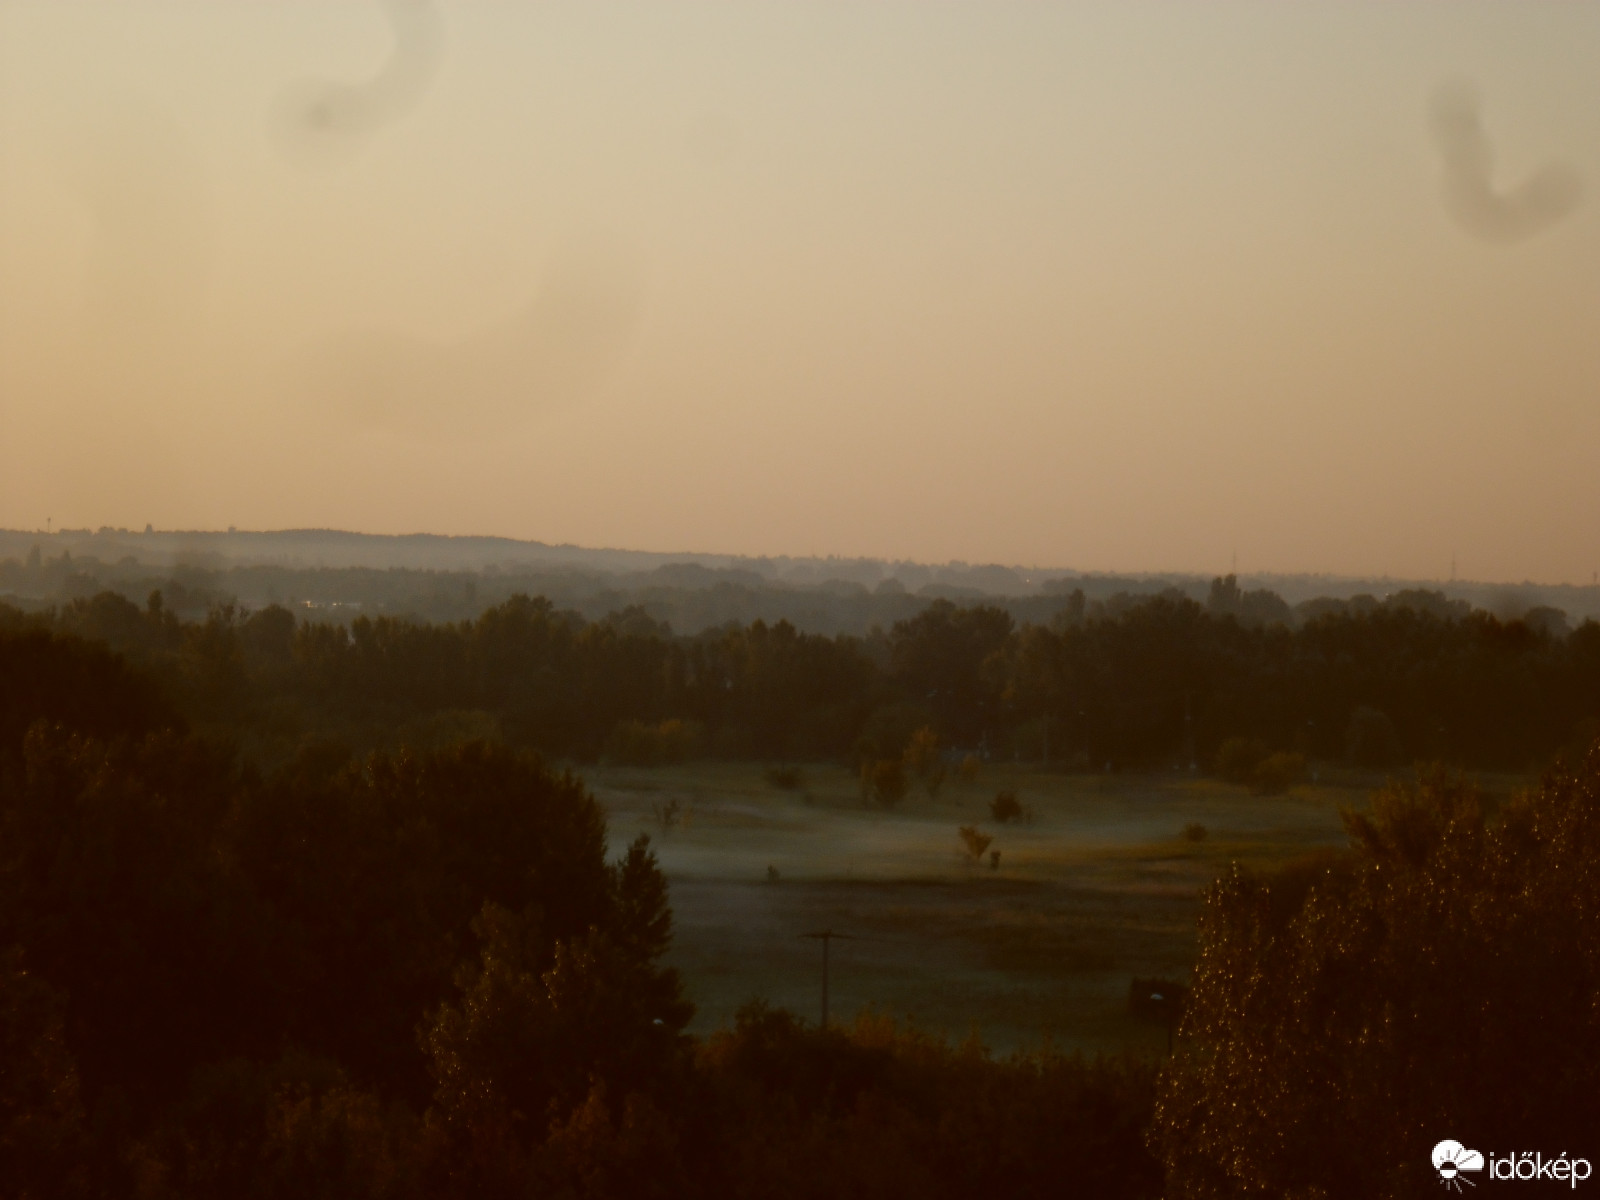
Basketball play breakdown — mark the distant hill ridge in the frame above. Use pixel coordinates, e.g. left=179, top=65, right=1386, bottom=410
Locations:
left=3, top=527, right=1597, bottom=629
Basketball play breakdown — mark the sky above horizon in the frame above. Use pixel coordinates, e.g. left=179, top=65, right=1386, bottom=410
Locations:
left=2, top=2, right=1598, bottom=584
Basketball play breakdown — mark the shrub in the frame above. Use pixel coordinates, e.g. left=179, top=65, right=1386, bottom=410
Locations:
left=698, top=1004, right=1164, bottom=1200
left=989, top=791, right=1025, bottom=823
left=764, top=765, right=804, bottom=791
left=1154, top=754, right=1600, bottom=1194
left=957, top=825, right=993, bottom=863
left=1214, top=739, right=1306, bottom=794
left=1251, top=751, right=1306, bottom=795
left=861, top=759, right=908, bottom=807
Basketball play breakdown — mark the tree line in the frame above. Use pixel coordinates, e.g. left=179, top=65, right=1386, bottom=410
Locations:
left=5, top=580, right=1597, bottom=773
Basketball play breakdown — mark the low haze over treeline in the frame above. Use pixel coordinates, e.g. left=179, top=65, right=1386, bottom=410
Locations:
left=4, top=527, right=1597, bottom=635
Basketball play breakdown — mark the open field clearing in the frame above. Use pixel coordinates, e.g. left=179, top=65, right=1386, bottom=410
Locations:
left=581, top=761, right=1519, bottom=1055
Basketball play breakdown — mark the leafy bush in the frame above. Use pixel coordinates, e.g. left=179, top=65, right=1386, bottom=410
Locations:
left=1215, top=739, right=1306, bottom=794
left=902, top=726, right=947, bottom=798
left=764, top=765, right=804, bottom=790
left=1251, top=751, right=1306, bottom=795
left=958, top=825, right=993, bottom=863
left=1154, top=752, right=1600, bottom=1195
left=861, top=758, right=908, bottom=807
left=989, top=790, right=1025, bottom=823
left=698, top=1003, right=1163, bottom=1200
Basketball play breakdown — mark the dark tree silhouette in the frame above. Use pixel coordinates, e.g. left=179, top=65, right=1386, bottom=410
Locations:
left=1154, top=752, right=1600, bottom=1197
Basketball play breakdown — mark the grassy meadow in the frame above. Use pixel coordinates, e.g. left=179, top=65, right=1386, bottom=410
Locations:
left=578, top=760, right=1495, bottom=1056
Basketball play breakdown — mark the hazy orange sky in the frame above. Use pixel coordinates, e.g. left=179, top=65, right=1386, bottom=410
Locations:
left=2, top=2, right=1597, bottom=582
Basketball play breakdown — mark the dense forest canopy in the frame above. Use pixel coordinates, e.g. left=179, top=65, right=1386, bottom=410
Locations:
left=4, top=578, right=1596, bottom=774
left=1155, top=756, right=1600, bottom=1195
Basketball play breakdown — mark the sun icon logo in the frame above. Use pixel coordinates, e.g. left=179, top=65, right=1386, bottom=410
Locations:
left=1432, top=1141, right=1485, bottom=1191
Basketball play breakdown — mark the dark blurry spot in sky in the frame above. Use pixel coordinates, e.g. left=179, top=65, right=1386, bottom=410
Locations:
left=299, top=239, right=643, bottom=433
left=271, top=0, right=443, bottom=168
left=1430, top=80, right=1582, bottom=245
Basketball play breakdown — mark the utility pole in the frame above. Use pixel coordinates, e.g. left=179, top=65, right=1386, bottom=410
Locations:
left=800, top=930, right=856, bottom=1030
left=1184, top=694, right=1196, bottom=771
